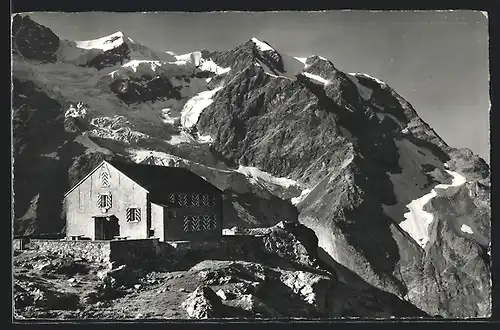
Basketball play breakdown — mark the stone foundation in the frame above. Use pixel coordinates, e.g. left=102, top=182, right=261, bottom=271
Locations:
left=21, top=235, right=263, bottom=267
left=29, top=239, right=112, bottom=263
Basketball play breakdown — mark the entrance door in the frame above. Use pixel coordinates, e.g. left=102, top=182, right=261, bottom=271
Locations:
left=94, top=216, right=120, bottom=240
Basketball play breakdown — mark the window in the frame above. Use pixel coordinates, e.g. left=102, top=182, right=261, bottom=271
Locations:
left=192, top=215, right=201, bottom=231
left=97, top=194, right=112, bottom=209
left=169, top=193, right=175, bottom=204
left=202, top=215, right=212, bottom=230
left=191, top=193, right=200, bottom=207
left=210, top=214, right=218, bottom=229
left=202, top=194, right=210, bottom=207
left=183, top=216, right=192, bottom=232
left=126, top=208, right=141, bottom=222
left=178, top=193, right=188, bottom=207
left=100, top=168, right=110, bottom=187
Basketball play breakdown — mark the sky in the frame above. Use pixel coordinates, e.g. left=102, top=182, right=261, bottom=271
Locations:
left=26, top=11, right=490, bottom=163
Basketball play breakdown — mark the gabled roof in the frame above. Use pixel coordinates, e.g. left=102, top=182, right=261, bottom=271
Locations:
left=109, top=160, right=222, bottom=196
left=64, top=160, right=222, bottom=200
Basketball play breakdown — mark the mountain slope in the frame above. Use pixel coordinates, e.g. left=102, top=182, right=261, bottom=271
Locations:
left=11, top=15, right=491, bottom=318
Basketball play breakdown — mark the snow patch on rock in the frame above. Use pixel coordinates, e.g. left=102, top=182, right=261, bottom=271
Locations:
left=236, top=165, right=298, bottom=189
left=302, top=72, right=330, bottom=86
left=291, top=189, right=312, bottom=206
left=197, top=134, right=214, bottom=144
left=400, top=170, right=467, bottom=249
left=349, top=72, right=388, bottom=88
left=346, top=74, right=373, bottom=101
left=460, top=224, right=474, bottom=235
left=200, top=60, right=231, bottom=75
left=294, top=57, right=308, bottom=66
left=251, top=37, right=275, bottom=52
left=180, top=87, right=223, bottom=128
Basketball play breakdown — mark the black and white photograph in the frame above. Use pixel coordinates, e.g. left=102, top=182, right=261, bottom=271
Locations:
left=11, top=10, right=491, bottom=320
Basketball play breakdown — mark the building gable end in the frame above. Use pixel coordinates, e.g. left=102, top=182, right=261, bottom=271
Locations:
left=63, top=160, right=150, bottom=199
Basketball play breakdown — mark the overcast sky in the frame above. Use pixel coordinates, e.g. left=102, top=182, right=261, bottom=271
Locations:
left=27, top=11, right=490, bottom=163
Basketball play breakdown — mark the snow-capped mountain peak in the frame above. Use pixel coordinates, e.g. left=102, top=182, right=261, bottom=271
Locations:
left=251, top=37, right=275, bottom=52
left=75, top=31, right=130, bottom=52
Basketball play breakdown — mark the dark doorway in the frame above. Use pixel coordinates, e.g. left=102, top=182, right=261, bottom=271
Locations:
left=94, top=216, right=120, bottom=240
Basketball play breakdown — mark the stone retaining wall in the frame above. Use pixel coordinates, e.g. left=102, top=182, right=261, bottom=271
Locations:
left=109, top=238, right=160, bottom=267
left=24, top=236, right=262, bottom=267
left=29, top=239, right=112, bottom=263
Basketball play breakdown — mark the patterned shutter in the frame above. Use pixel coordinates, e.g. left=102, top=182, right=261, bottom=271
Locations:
left=97, top=195, right=102, bottom=208
left=178, top=193, right=188, bottom=207
left=202, top=215, right=212, bottom=230
left=202, top=194, right=210, bottom=206
left=169, top=193, right=175, bottom=204
left=211, top=196, right=217, bottom=207
left=183, top=216, right=191, bottom=232
left=192, top=193, right=200, bottom=207
left=210, top=214, right=217, bottom=229
left=126, top=208, right=141, bottom=221
left=192, top=215, right=201, bottom=231
left=106, top=195, right=112, bottom=208
left=100, top=170, right=110, bottom=187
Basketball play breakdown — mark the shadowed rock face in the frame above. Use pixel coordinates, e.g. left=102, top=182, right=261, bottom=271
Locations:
left=195, top=42, right=490, bottom=317
left=11, top=17, right=490, bottom=318
left=83, top=43, right=131, bottom=70
left=12, top=15, right=60, bottom=63
left=109, top=75, right=183, bottom=104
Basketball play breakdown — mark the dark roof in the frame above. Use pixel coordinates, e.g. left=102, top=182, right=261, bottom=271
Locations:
left=109, top=161, right=222, bottom=199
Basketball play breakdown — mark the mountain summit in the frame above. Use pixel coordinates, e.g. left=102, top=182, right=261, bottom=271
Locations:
left=11, top=15, right=491, bottom=318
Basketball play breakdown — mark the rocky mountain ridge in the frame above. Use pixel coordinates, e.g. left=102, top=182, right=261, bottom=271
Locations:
left=11, top=14, right=491, bottom=318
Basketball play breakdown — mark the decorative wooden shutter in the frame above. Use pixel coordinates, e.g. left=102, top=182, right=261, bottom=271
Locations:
left=192, top=193, right=200, bottom=207
left=100, top=170, right=110, bottom=187
left=192, top=215, right=201, bottom=231
left=202, top=194, right=210, bottom=206
left=210, top=215, right=217, bottom=229
left=169, top=193, right=175, bottom=204
left=202, top=215, right=211, bottom=230
left=183, top=216, right=191, bottom=232
left=106, top=195, right=112, bottom=208
left=134, top=208, right=141, bottom=221
left=126, top=208, right=132, bottom=221
left=178, top=193, right=188, bottom=207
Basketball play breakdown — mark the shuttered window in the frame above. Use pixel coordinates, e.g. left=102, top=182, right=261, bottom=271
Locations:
left=192, top=215, right=201, bottom=231
left=202, top=215, right=213, bottom=230
left=178, top=193, right=188, bottom=207
left=97, top=194, right=112, bottom=209
left=126, top=208, right=141, bottom=222
left=191, top=193, right=200, bottom=207
left=202, top=194, right=210, bottom=206
left=210, top=214, right=217, bottom=229
left=183, top=216, right=192, bottom=232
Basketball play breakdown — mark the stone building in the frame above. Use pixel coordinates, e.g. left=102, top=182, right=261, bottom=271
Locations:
left=63, top=160, right=223, bottom=241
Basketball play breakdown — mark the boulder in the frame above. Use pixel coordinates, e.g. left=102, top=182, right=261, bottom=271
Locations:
left=280, top=270, right=335, bottom=313
left=181, top=286, right=224, bottom=319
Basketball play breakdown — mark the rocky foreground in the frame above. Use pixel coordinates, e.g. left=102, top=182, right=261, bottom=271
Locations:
left=13, top=222, right=429, bottom=320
